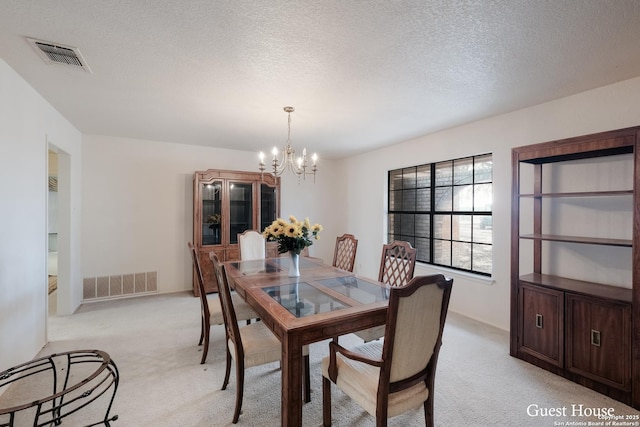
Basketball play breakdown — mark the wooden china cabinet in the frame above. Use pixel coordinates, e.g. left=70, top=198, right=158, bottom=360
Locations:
left=511, top=126, right=640, bottom=409
left=192, top=169, right=280, bottom=295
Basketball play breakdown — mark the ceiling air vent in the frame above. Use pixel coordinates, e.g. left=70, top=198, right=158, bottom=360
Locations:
left=27, top=38, right=92, bottom=73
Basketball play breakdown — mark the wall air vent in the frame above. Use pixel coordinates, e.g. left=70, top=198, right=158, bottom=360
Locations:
left=27, top=38, right=92, bottom=73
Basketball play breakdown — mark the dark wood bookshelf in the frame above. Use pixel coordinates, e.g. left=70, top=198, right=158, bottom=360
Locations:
left=510, top=126, right=640, bottom=409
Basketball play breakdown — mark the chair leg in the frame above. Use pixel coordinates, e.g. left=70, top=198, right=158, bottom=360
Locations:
left=303, top=354, right=311, bottom=403
left=232, top=359, right=245, bottom=424
left=322, top=376, right=332, bottom=426
left=376, top=394, right=389, bottom=427
left=424, top=391, right=434, bottom=427
left=198, top=315, right=205, bottom=346
left=200, top=325, right=210, bottom=364
left=222, top=349, right=231, bottom=391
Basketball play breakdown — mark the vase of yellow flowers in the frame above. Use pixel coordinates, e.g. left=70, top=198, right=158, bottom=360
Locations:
left=262, top=215, right=323, bottom=277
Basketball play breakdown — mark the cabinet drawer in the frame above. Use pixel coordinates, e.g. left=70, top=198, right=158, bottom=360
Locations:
left=226, top=246, right=240, bottom=261
left=566, top=294, right=631, bottom=391
left=518, top=282, right=564, bottom=367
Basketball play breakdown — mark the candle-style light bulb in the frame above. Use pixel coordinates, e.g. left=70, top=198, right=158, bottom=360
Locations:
left=259, top=152, right=265, bottom=162
left=271, top=147, right=278, bottom=158
left=312, top=153, right=318, bottom=165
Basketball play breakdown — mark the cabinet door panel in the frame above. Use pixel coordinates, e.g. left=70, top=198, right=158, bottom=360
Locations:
left=260, top=183, right=278, bottom=232
left=519, top=283, right=564, bottom=367
left=226, top=246, right=240, bottom=261
left=590, top=302, right=631, bottom=389
left=567, top=294, right=631, bottom=391
left=567, top=297, right=591, bottom=373
left=228, top=182, right=253, bottom=244
left=201, top=180, right=223, bottom=246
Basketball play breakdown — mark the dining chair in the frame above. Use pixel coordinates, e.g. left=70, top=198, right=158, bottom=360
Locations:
left=353, top=240, right=417, bottom=342
left=187, top=242, right=258, bottom=364
left=332, top=233, right=358, bottom=272
left=238, top=230, right=266, bottom=260
left=210, top=253, right=312, bottom=424
left=322, top=274, right=453, bottom=427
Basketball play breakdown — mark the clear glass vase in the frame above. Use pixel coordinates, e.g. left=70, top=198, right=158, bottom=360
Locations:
left=288, top=251, right=300, bottom=277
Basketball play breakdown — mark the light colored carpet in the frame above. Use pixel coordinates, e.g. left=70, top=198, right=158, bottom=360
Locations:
left=1, top=292, right=638, bottom=426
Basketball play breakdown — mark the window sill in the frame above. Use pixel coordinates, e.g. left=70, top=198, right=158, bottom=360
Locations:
left=415, top=262, right=495, bottom=286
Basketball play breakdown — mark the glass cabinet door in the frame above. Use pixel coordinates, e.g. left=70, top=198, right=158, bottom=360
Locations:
left=201, top=181, right=222, bottom=246
left=229, top=182, right=253, bottom=244
left=261, top=183, right=278, bottom=232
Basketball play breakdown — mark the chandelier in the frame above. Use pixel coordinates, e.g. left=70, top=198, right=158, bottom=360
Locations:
left=259, top=106, right=318, bottom=181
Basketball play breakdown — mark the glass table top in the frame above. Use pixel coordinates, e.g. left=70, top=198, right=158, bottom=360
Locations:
left=229, top=260, right=281, bottom=275
left=271, top=257, right=319, bottom=270
left=263, top=282, right=348, bottom=318
left=317, top=276, right=390, bottom=304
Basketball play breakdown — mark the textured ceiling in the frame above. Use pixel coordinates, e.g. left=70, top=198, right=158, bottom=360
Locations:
left=2, top=1, right=640, bottom=159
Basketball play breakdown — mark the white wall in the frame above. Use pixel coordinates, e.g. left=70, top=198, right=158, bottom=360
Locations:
left=0, top=59, right=82, bottom=371
left=280, top=157, right=345, bottom=262
left=81, top=135, right=341, bottom=293
left=341, top=76, right=640, bottom=330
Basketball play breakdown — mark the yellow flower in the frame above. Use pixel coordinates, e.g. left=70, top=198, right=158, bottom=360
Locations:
left=285, top=223, right=301, bottom=238
left=289, top=215, right=298, bottom=224
left=312, top=224, right=323, bottom=233
left=303, top=217, right=311, bottom=230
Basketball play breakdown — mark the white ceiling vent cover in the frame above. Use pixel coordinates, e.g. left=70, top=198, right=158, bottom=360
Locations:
left=27, top=38, right=92, bottom=73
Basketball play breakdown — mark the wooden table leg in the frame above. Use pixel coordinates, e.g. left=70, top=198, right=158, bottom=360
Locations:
left=281, top=333, right=303, bottom=426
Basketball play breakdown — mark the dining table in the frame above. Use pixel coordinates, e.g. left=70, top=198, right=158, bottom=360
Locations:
left=224, top=256, right=390, bottom=427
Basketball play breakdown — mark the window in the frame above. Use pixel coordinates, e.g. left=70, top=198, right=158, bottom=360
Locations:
left=387, top=154, right=492, bottom=275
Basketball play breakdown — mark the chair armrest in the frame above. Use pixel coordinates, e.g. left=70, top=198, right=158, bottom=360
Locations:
left=328, top=339, right=382, bottom=383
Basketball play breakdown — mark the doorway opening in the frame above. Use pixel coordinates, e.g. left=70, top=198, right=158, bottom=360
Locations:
left=47, top=149, right=59, bottom=315
left=47, top=144, right=70, bottom=318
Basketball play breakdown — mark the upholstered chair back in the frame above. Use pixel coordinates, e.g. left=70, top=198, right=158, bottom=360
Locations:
left=238, top=230, right=266, bottom=261
left=387, top=280, right=446, bottom=382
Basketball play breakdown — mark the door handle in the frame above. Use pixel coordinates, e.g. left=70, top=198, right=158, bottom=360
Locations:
left=591, top=329, right=601, bottom=347
left=535, top=313, right=543, bottom=329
